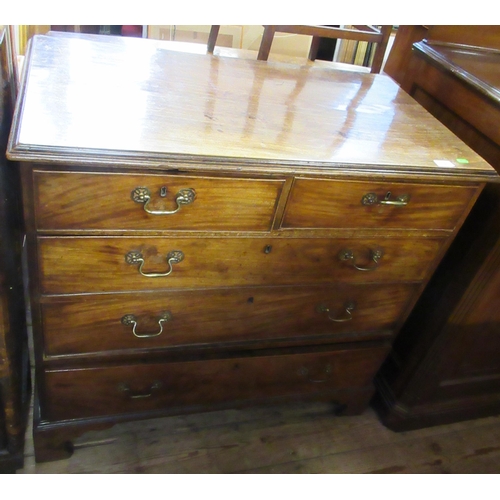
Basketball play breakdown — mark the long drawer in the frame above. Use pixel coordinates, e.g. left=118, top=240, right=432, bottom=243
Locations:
left=41, top=284, right=416, bottom=356
left=282, top=178, right=476, bottom=230
left=42, top=343, right=391, bottom=421
left=38, top=236, right=444, bottom=294
left=33, top=171, right=285, bottom=231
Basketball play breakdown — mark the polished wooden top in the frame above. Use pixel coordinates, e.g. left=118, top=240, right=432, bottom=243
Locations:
left=413, top=41, right=500, bottom=103
left=425, top=25, right=500, bottom=51
left=8, top=34, right=498, bottom=181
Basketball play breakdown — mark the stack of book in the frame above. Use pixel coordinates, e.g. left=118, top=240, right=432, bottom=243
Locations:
left=335, top=26, right=376, bottom=67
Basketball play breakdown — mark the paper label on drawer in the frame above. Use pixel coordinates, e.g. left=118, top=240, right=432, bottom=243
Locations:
left=434, top=160, right=455, bottom=168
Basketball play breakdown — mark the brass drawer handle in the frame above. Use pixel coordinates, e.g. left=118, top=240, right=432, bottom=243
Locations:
left=298, top=364, right=332, bottom=383
left=317, top=302, right=355, bottom=322
left=118, top=380, right=162, bottom=399
left=125, top=250, right=184, bottom=277
left=362, top=192, right=410, bottom=206
left=131, top=187, right=195, bottom=215
left=339, top=248, right=383, bottom=271
left=121, top=312, right=172, bottom=338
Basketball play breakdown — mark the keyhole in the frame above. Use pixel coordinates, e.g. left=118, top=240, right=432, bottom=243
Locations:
left=264, top=245, right=272, bottom=254
left=385, top=191, right=391, bottom=200
left=160, top=186, right=168, bottom=197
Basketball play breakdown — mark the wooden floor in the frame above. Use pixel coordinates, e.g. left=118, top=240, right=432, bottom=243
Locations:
left=16, top=397, right=500, bottom=474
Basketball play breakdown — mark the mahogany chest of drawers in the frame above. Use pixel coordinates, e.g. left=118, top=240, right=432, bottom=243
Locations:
left=7, top=33, right=498, bottom=462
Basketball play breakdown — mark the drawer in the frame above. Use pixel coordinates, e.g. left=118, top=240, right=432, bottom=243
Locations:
left=282, top=178, right=477, bottom=230
left=38, top=236, right=444, bottom=294
left=41, top=284, right=416, bottom=356
left=42, top=343, right=391, bottom=421
left=33, top=171, right=284, bottom=231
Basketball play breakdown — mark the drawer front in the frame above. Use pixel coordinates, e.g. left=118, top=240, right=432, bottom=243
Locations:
left=38, top=236, right=444, bottom=294
left=282, top=178, right=477, bottom=230
left=41, top=284, right=416, bottom=356
left=43, top=344, right=390, bottom=420
left=34, top=171, right=284, bottom=231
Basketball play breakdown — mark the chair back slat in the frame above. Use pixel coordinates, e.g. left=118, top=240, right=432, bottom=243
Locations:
left=208, top=25, right=392, bottom=73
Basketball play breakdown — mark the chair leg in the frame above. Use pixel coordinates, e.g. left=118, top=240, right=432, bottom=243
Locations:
left=257, top=25, right=276, bottom=61
left=308, top=36, right=321, bottom=61
left=370, top=26, right=392, bottom=74
left=207, top=25, right=220, bottom=54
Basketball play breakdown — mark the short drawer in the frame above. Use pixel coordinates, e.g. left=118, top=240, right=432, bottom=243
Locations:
left=38, top=236, right=444, bottom=294
left=34, top=171, right=284, bottom=231
left=42, top=343, right=391, bottom=421
left=282, top=178, right=477, bottom=230
left=41, top=284, right=416, bottom=356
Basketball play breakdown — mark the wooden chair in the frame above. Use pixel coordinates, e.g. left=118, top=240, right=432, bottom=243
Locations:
left=208, top=25, right=392, bottom=73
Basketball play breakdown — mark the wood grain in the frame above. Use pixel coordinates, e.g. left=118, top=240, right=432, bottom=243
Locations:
left=42, top=344, right=390, bottom=421
left=34, top=170, right=284, bottom=231
left=18, top=403, right=500, bottom=473
left=40, top=284, right=416, bottom=356
left=38, top=236, right=444, bottom=294
left=283, top=178, right=476, bottom=230
left=8, top=34, right=497, bottom=181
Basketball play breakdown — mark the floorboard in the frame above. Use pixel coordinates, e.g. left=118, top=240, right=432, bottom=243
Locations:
left=15, top=400, right=500, bottom=474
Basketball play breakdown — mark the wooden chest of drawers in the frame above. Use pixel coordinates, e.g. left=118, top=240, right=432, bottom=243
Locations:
left=7, top=33, right=498, bottom=462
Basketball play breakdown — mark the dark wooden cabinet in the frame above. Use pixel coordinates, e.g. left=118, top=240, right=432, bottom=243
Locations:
left=0, top=27, right=30, bottom=473
left=7, top=33, right=498, bottom=462
left=374, top=37, right=500, bottom=430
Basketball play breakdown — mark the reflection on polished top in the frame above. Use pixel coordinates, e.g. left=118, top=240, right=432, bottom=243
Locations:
left=7, top=33, right=498, bottom=180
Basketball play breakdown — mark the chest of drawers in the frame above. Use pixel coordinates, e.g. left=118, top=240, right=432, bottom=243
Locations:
left=8, top=33, right=499, bottom=462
